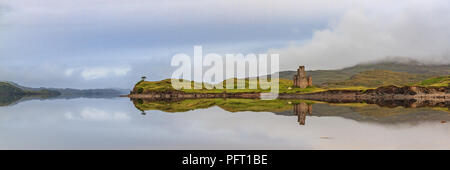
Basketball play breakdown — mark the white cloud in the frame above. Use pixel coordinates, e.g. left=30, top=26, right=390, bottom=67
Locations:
left=271, top=0, right=450, bottom=70
left=64, top=67, right=131, bottom=80
left=80, top=68, right=110, bottom=80
left=64, top=68, right=75, bottom=76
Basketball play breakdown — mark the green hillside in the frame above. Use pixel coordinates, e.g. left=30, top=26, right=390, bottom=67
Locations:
left=134, top=59, right=449, bottom=93
left=0, top=82, right=61, bottom=96
left=324, top=70, right=431, bottom=87
left=0, top=82, right=26, bottom=95
left=415, top=76, right=450, bottom=87
left=276, top=61, right=450, bottom=86
left=133, top=78, right=324, bottom=94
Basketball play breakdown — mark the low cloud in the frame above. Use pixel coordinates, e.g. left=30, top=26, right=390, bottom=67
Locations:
left=271, top=0, right=450, bottom=70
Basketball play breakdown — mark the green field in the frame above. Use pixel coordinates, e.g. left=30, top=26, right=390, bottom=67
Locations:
left=415, top=76, right=450, bottom=87
left=133, top=73, right=448, bottom=94
left=133, top=78, right=326, bottom=94
left=133, top=60, right=449, bottom=94
left=324, top=70, right=431, bottom=87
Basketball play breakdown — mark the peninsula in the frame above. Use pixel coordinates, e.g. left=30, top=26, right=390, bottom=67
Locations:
left=127, top=63, right=449, bottom=103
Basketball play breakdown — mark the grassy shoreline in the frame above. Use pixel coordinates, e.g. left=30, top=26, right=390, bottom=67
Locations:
left=132, top=76, right=449, bottom=95
left=131, top=78, right=357, bottom=94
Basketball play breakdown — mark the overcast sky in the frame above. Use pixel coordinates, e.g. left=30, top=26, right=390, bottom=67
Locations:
left=0, top=0, right=449, bottom=89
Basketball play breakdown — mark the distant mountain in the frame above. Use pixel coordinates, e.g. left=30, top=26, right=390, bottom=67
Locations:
left=49, top=88, right=129, bottom=98
left=0, top=82, right=61, bottom=106
left=0, top=82, right=61, bottom=96
left=0, top=81, right=130, bottom=106
left=275, top=59, right=450, bottom=86
left=5, top=81, right=129, bottom=96
left=323, top=70, right=430, bottom=87
left=0, top=82, right=25, bottom=95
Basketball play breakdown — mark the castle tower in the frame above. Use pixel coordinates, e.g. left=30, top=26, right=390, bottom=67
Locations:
left=293, top=66, right=311, bottom=88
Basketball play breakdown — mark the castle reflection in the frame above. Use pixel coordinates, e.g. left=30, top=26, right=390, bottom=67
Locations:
left=293, top=103, right=312, bottom=125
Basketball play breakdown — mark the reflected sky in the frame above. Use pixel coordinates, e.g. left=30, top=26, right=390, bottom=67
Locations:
left=0, top=98, right=449, bottom=149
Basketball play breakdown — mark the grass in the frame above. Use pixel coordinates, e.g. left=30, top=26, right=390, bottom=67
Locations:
left=415, top=76, right=450, bottom=87
left=324, top=70, right=431, bottom=87
left=133, top=78, right=326, bottom=94
left=132, top=72, right=449, bottom=95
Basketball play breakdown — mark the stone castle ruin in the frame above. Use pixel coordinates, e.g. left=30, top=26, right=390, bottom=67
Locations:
left=293, top=66, right=312, bottom=88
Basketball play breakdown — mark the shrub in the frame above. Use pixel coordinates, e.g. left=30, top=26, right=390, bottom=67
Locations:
left=137, top=88, right=144, bottom=94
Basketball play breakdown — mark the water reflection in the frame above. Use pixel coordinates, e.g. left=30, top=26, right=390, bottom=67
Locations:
left=132, top=98, right=449, bottom=126
left=0, top=94, right=52, bottom=107
left=0, top=93, right=122, bottom=107
left=293, top=103, right=312, bottom=125
left=0, top=96, right=449, bottom=149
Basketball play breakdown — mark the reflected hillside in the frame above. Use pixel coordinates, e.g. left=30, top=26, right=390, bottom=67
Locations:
left=0, top=95, right=24, bottom=106
left=0, top=81, right=128, bottom=107
left=0, top=94, right=59, bottom=107
left=0, top=94, right=124, bottom=107
left=132, top=98, right=311, bottom=113
left=307, top=103, right=449, bottom=125
left=132, top=98, right=450, bottom=125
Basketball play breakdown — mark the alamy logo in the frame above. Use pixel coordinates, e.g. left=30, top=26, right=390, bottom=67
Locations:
left=170, top=46, right=279, bottom=100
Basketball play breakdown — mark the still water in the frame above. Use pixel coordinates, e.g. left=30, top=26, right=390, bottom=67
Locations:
left=0, top=97, right=449, bottom=149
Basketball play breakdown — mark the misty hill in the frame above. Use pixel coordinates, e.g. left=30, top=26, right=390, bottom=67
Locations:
left=276, top=60, right=450, bottom=86
left=0, top=82, right=61, bottom=106
left=0, top=82, right=25, bottom=96
left=5, top=81, right=128, bottom=96
left=4, top=81, right=130, bottom=99
left=323, top=70, right=430, bottom=87
left=0, top=82, right=61, bottom=96
left=50, top=88, right=129, bottom=98
left=0, top=81, right=130, bottom=106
